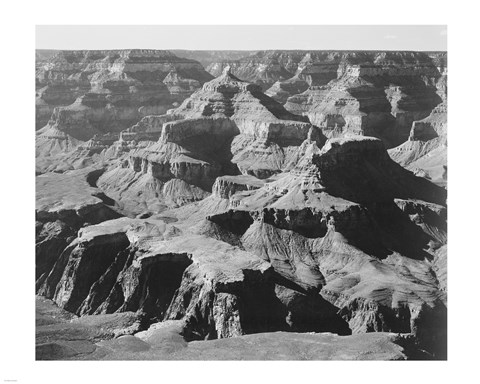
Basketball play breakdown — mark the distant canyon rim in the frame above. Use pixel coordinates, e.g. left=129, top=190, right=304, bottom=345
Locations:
left=35, top=48, right=447, bottom=360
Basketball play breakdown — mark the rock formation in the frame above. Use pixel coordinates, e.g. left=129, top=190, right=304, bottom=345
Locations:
left=388, top=53, right=447, bottom=184
left=37, top=201, right=350, bottom=341
left=36, top=135, right=447, bottom=358
left=37, top=293, right=430, bottom=360
left=284, top=52, right=444, bottom=148
left=207, top=51, right=312, bottom=90
left=95, top=67, right=325, bottom=215
left=36, top=49, right=448, bottom=183
left=173, top=50, right=257, bottom=68
left=36, top=168, right=123, bottom=289
left=36, top=50, right=212, bottom=129
left=37, top=296, right=419, bottom=360
left=35, top=49, right=448, bottom=360
left=196, top=137, right=447, bottom=350
left=203, top=51, right=447, bottom=181
left=265, top=75, right=310, bottom=104
left=35, top=50, right=213, bottom=171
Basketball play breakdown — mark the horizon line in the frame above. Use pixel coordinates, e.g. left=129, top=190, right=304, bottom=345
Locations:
left=36, top=48, right=448, bottom=53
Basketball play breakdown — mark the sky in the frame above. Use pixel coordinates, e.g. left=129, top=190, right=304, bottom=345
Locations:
left=36, top=25, right=447, bottom=51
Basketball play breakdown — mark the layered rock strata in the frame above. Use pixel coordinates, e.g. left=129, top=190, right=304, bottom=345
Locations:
left=36, top=50, right=213, bottom=167
left=35, top=50, right=448, bottom=360
left=206, top=50, right=447, bottom=178
left=284, top=52, right=444, bottom=148
left=96, top=68, right=324, bottom=215
left=388, top=58, right=447, bottom=184
left=207, top=50, right=342, bottom=90
left=181, top=136, right=447, bottom=357
left=37, top=217, right=350, bottom=340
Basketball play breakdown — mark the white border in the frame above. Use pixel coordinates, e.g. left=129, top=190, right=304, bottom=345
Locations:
left=1, top=0, right=478, bottom=382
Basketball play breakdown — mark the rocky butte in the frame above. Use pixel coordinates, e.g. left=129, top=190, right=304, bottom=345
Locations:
left=35, top=49, right=447, bottom=360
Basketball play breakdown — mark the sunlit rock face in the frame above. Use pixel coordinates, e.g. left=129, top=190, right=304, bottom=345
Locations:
left=283, top=51, right=444, bottom=148
left=204, top=50, right=447, bottom=183
left=94, top=67, right=325, bottom=215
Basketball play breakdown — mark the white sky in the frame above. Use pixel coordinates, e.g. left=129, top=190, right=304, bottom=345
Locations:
left=36, top=25, right=447, bottom=51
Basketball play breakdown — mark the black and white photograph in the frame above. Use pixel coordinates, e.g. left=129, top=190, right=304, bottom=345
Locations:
left=33, top=24, right=448, bottom=360
left=1, top=0, right=479, bottom=381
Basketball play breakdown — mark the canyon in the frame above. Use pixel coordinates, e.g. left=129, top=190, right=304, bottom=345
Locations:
left=35, top=49, right=447, bottom=360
